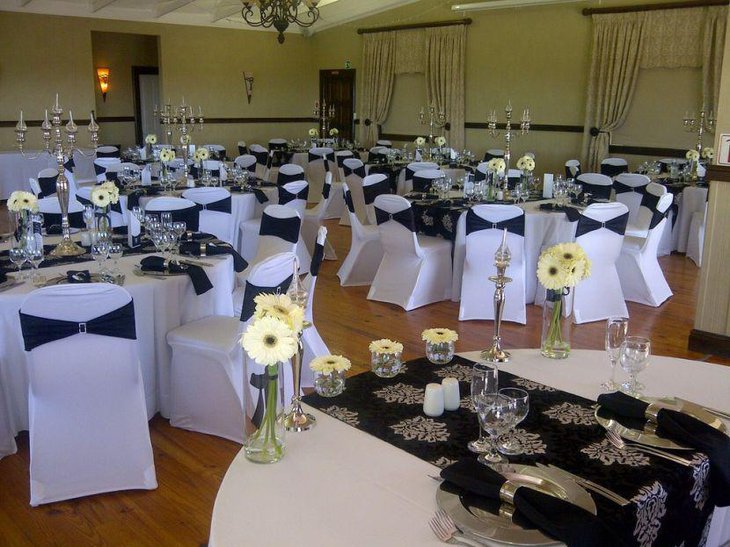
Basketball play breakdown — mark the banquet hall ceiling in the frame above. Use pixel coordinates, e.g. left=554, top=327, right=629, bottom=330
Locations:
left=0, top=0, right=424, bottom=35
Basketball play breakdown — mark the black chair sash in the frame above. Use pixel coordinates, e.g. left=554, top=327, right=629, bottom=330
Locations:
left=43, top=211, right=85, bottom=232
left=140, top=256, right=212, bottom=295
left=578, top=181, right=612, bottom=200
left=405, top=167, right=417, bottom=182
left=259, top=213, right=300, bottom=244
left=37, top=174, right=58, bottom=198
left=336, top=154, right=354, bottom=168
left=240, top=274, right=294, bottom=322
left=600, top=163, right=628, bottom=177
left=278, top=185, right=309, bottom=205
left=194, top=196, right=231, bottom=214
left=310, top=241, right=325, bottom=278
left=207, top=148, right=226, bottom=160
left=94, top=163, right=107, bottom=177
left=277, top=171, right=304, bottom=185
left=190, top=165, right=220, bottom=179
left=238, top=144, right=248, bottom=155
left=64, top=156, right=75, bottom=172
left=465, top=209, right=525, bottom=237
left=96, top=148, right=120, bottom=158
left=565, top=209, right=629, bottom=238
left=374, top=206, right=416, bottom=232
left=19, top=300, right=136, bottom=351
left=179, top=241, right=247, bottom=272
left=641, top=192, right=670, bottom=229
left=252, top=150, right=270, bottom=167
left=252, top=189, right=270, bottom=204
left=343, top=164, right=366, bottom=179
left=269, top=142, right=288, bottom=151
left=238, top=161, right=256, bottom=173
left=308, top=152, right=334, bottom=171
left=344, top=189, right=355, bottom=214
left=146, top=205, right=200, bottom=232
left=613, top=181, right=648, bottom=195
left=367, top=151, right=387, bottom=164
left=483, top=151, right=504, bottom=161
left=413, top=174, right=437, bottom=193
left=76, top=194, right=123, bottom=215
left=321, top=182, right=331, bottom=200
left=474, top=169, right=488, bottom=183
left=363, top=180, right=391, bottom=204
left=270, top=150, right=293, bottom=168
left=565, top=165, right=582, bottom=179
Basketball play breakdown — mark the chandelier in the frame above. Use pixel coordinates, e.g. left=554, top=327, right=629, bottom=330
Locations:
left=241, top=1, right=321, bottom=44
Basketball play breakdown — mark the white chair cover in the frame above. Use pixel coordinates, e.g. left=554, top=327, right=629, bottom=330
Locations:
left=238, top=204, right=301, bottom=277
left=376, top=140, right=392, bottom=147
left=337, top=183, right=383, bottom=286
left=237, top=140, right=247, bottom=155
left=565, top=159, right=581, bottom=179
left=686, top=202, right=707, bottom=267
left=234, top=154, right=257, bottom=173
left=307, top=147, right=334, bottom=203
left=613, top=173, right=650, bottom=224
left=303, top=172, right=336, bottom=260
left=456, top=205, right=527, bottom=323
left=600, top=157, right=629, bottom=177
left=335, top=150, right=355, bottom=182
left=625, top=182, right=668, bottom=238
left=301, top=228, right=330, bottom=387
left=277, top=163, right=305, bottom=185
left=397, top=161, right=440, bottom=195
left=182, top=187, right=234, bottom=244
left=249, top=144, right=271, bottom=181
left=20, top=284, right=156, bottom=505
left=411, top=168, right=444, bottom=193
left=362, top=173, right=391, bottom=226
left=576, top=173, right=613, bottom=200
left=484, top=149, right=505, bottom=161
left=367, top=195, right=452, bottom=310
left=204, top=144, right=227, bottom=160
left=93, top=158, right=121, bottom=184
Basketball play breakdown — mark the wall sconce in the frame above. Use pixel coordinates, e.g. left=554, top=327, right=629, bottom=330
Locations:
left=96, top=67, right=110, bottom=102
left=243, top=72, right=254, bottom=104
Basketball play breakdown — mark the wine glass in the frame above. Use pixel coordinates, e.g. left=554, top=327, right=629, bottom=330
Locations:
left=474, top=393, right=515, bottom=464
left=108, top=243, right=124, bottom=275
left=172, top=221, right=186, bottom=253
left=160, top=212, right=172, bottom=228
left=620, top=336, right=651, bottom=397
left=9, top=247, right=26, bottom=280
left=25, top=247, right=44, bottom=284
left=497, top=388, right=529, bottom=455
left=603, top=317, right=629, bottom=390
left=467, top=363, right=498, bottom=453
left=510, top=186, right=521, bottom=206
left=91, top=243, right=108, bottom=274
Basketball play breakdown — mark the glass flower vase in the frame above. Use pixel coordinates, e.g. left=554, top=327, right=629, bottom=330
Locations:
left=314, top=370, right=346, bottom=397
left=371, top=351, right=402, bottom=378
left=244, top=364, right=286, bottom=464
left=540, top=288, right=571, bottom=359
left=426, top=341, right=455, bottom=364
left=95, top=207, right=111, bottom=236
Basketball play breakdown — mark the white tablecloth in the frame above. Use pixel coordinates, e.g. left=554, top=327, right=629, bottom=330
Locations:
left=673, top=186, right=708, bottom=254
left=0, top=243, right=236, bottom=457
left=209, top=349, right=730, bottom=547
left=0, top=150, right=96, bottom=199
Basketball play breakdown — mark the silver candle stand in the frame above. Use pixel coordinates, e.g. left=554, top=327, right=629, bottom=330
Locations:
left=481, top=229, right=512, bottom=364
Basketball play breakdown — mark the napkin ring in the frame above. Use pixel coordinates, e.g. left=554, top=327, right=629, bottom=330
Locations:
left=645, top=403, right=661, bottom=424
left=199, top=242, right=207, bottom=257
left=498, top=503, right=516, bottom=520
left=499, top=481, right=522, bottom=506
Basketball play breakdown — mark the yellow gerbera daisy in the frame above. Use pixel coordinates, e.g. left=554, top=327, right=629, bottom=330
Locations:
left=241, top=316, right=298, bottom=366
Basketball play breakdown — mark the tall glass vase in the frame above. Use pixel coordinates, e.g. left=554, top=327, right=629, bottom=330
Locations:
left=540, top=288, right=571, bottom=359
left=95, top=207, right=111, bottom=236
left=244, top=364, right=286, bottom=464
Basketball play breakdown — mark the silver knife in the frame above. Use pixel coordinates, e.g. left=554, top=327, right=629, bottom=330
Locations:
left=672, top=397, right=730, bottom=423
left=539, top=464, right=631, bottom=506
left=643, top=396, right=728, bottom=432
left=176, top=258, right=214, bottom=268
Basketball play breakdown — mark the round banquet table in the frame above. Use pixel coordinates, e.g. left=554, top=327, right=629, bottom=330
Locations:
left=209, top=349, right=730, bottom=547
left=0, top=236, right=235, bottom=457
left=672, top=186, right=708, bottom=254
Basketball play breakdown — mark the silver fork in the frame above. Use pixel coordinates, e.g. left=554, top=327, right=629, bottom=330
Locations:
left=605, top=430, right=692, bottom=466
left=428, top=510, right=484, bottom=546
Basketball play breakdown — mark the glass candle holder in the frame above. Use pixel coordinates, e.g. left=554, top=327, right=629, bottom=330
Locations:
left=314, top=370, right=346, bottom=398
left=426, top=341, right=455, bottom=364
left=371, top=351, right=402, bottom=378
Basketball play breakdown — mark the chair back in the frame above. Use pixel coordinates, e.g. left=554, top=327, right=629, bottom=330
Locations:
left=342, top=182, right=369, bottom=237
left=74, top=187, right=125, bottom=228
left=474, top=162, right=489, bottom=182
left=600, top=157, right=628, bottom=177
left=483, top=149, right=505, bottom=161
left=204, top=144, right=226, bottom=160
left=464, top=204, right=525, bottom=263
left=268, top=138, right=288, bottom=151
left=240, top=252, right=297, bottom=324
left=38, top=196, right=85, bottom=230
left=234, top=154, right=257, bottom=173
left=574, top=202, right=629, bottom=265
left=93, top=158, right=121, bottom=183
left=376, top=140, right=392, bottom=147
left=249, top=144, right=271, bottom=180
left=35, top=168, right=60, bottom=198
left=335, top=150, right=354, bottom=181
left=367, top=146, right=389, bottom=164
left=633, top=182, right=669, bottom=232
left=639, top=193, right=674, bottom=254
left=614, top=173, right=650, bottom=223
left=412, top=168, right=444, bottom=193
left=577, top=173, right=613, bottom=200
left=255, top=205, right=302, bottom=264
left=302, top=227, right=327, bottom=321
left=362, top=173, right=391, bottom=225
left=307, top=147, right=334, bottom=199
left=146, top=196, right=200, bottom=231
left=565, top=159, right=581, bottom=179
left=658, top=158, right=687, bottom=173
left=237, top=140, right=248, bottom=155
left=373, top=194, right=420, bottom=258
left=277, top=180, right=308, bottom=217
left=96, top=145, right=120, bottom=158
left=277, top=163, right=305, bottom=185
left=182, top=187, right=233, bottom=243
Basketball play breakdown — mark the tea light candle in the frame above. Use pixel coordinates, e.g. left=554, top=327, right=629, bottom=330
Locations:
left=423, top=383, right=445, bottom=417
left=442, top=377, right=460, bottom=411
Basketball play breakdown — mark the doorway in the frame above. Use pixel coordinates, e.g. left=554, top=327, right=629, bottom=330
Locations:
left=319, top=69, right=355, bottom=141
left=133, top=66, right=160, bottom=145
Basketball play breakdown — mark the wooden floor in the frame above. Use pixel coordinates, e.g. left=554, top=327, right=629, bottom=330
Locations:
left=0, top=218, right=727, bottom=546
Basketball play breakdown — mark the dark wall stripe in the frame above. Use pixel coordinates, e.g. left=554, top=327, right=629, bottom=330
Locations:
left=608, top=144, right=689, bottom=157
left=0, top=116, right=318, bottom=128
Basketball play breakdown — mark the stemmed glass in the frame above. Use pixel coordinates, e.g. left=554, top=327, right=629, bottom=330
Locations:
left=26, top=247, right=44, bottom=284
left=497, top=388, right=529, bottom=455
left=108, top=244, right=124, bottom=275
left=91, top=243, right=109, bottom=274
left=9, top=247, right=26, bottom=280
left=602, top=317, right=629, bottom=391
left=172, top=221, right=186, bottom=254
left=475, top=393, right=515, bottom=464
left=620, top=336, right=651, bottom=397
left=467, top=363, right=498, bottom=453
left=510, top=186, right=521, bottom=206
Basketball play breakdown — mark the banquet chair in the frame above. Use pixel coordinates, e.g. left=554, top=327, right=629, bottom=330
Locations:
left=268, top=138, right=288, bottom=151
left=302, top=172, right=336, bottom=260
left=412, top=169, right=444, bottom=193
left=234, top=154, right=257, bottom=173
left=0, top=387, right=16, bottom=459
left=31, top=168, right=60, bottom=198
left=301, top=228, right=330, bottom=385
left=249, top=144, right=271, bottom=181
left=613, top=173, right=650, bottom=224
left=367, top=195, right=452, bottom=310
left=335, top=150, right=355, bottom=182
left=576, top=173, right=613, bottom=200
left=96, top=145, right=120, bottom=158
left=658, top=158, right=687, bottom=173
left=307, top=147, right=334, bottom=202
left=398, top=161, right=439, bottom=195
left=277, top=163, right=305, bottom=185
left=600, top=157, right=629, bottom=177
left=455, top=205, right=526, bottom=323
left=376, top=139, right=393, bottom=147
left=168, top=157, right=194, bottom=175
left=166, top=252, right=297, bottom=443
left=20, top=284, right=156, bottom=505
left=569, top=202, right=630, bottom=323
left=93, top=157, right=121, bottom=183
left=204, top=144, right=227, bottom=160
left=367, top=146, right=389, bottom=164
left=474, top=162, right=489, bottom=182
left=75, top=186, right=126, bottom=228
left=182, top=187, right=234, bottom=244
left=361, top=173, right=391, bottom=225
left=483, top=149, right=505, bottom=161
left=337, top=184, right=383, bottom=286
left=238, top=203, right=302, bottom=273
left=686, top=202, right=707, bottom=267
left=625, top=182, right=669, bottom=239
left=507, top=169, right=522, bottom=189
left=237, top=140, right=248, bottom=155
left=565, top=159, right=581, bottom=179
left=617, top=193, right=674, bottom=307
left=37, top=195, right=85, bottom=230
left=146, top=196, right=201, bottom=232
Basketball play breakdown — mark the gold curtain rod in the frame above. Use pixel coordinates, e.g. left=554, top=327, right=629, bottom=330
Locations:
left=583, top=0, right=727, bottom=16
left=357, top=18, right=472, bottom=35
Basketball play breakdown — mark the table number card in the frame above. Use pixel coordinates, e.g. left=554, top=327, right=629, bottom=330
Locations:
left=718, top=134, right=730, bottom=166
left=543, top=173, right=554, bottom=198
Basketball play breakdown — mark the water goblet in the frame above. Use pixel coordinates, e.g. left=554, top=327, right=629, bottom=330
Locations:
left=26, top=248, right=44, bottom=284
left=108, top=243, right=124, bottom=275
left=91, top=244, right=108, bottom=274
left=9, top=247, right=26, bottom=280
left=603, top=317, right=629, bottom=391
left=467, top=363, right=499, bottom=453
left=510, top=187, right=521, bottom=206
left=497, top=388, right=529, bottom=455
left=172, top=221, right=186, bottom=253
left=160, top=212, right=172, bottom=228
left=475, top=393, right=515, bottom=464
left=620, top=336, right=651, bottom=397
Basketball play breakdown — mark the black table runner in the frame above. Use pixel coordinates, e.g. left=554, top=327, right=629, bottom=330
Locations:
left=302, top=356, right=715, bottom=546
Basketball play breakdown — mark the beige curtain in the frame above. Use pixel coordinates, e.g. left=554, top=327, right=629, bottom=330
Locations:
left=395, top=29, right=425, bottom=74
left=641, top=7, right=704, bottom=68
left=703, top=6, right=727, bottom=115
left=582, top=13, right=646, bottom=171
left=425, top=26, right=466, bottom=151
left=360, top=32, right=397, bottom=147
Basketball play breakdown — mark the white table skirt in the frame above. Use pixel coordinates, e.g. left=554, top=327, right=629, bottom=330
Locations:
left=673, top=186, right=708, bottom=254
left=0, top=149, right=96, bottom=199
left=209, top=349, right=730, bottom=547
left=0, top=247, right=235, bottom=455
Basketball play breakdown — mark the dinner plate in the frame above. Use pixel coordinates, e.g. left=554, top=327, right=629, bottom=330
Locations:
left=594, top=396, right=726, bottom=450
left=436, top=463, right=594, bottom=546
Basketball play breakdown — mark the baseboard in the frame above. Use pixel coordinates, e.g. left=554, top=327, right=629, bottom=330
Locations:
left=688, top=329, right=730, bottom=358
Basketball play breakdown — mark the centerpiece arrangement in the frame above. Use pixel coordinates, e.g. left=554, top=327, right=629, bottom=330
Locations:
left=90, top=181, right=120, bottom=235
left=144, top=133, right=157, bottom=157
left=537, top=242, right=591, bottom=359
left=310, top=354, right=351, bottom=397
left=686, top=148, right=701, bottom=183
left=193, top=147, right=209, bottom=182
left=8, top=190, right=39, bottom=244
left=516, top=155, right=535, bottom=177
left=158, top=148, right=176, bottom=187
left=422, top=328, right=458, bottom=364
left=370, top=338, right=404, bottom=378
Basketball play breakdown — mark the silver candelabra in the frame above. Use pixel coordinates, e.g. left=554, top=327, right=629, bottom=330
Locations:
left=313, top=100, right=335, bottom=139
left=481, top=229, right=512, bottom=364
left=487, top=102, right=531, bottom=186
left=154, top=99, right=204, bottom=179
left=683, top=107, right=715, bottom=153
left=15, top=95, right=99, bottom=257
left=419, top=105, right=447, bottom=144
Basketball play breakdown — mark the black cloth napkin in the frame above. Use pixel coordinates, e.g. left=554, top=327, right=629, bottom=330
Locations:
left=139, top=256, right=213, bottom=295
left=179, top=241, right=247, bottom=273
left=66, top=270, right=91, bottom=283
left=596, top=391, right=648, bottom=419
left=180, top=232, right=217, bottom=242
left=441, top=459, right=624, bottom=547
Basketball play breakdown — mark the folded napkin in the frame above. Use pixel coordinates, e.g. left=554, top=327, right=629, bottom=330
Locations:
left=598, top=392, right=730, bottom=507
left=0, top=270, right=8, bottom=284
left=441, top=459, right=624, bottom=547
left=67, top=270, right=91, bottom=283
left=179, top=241, right=247, bottom=273
left=139, top=256, right=213, bottom=295
left=251, top=188, right=269, bottom=204
left=180, top=232, right=218, bottom=242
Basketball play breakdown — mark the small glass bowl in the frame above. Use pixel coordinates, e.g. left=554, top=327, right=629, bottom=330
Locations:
left=371, top=351, right=402, bottom=378
left=314, top=370, right=346, bottom=398
left=426, top=341, right=455, bottom=365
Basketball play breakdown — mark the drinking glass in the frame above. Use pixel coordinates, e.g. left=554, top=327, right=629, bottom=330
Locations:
left=108, top=243, right=124, bottom=274
left=160, top=212, right=172, bottom=228
left=467, top=363, right=499, bottom=453
left=91, top=244, right=108, bottom=274
left=510, top=187, right=521, bottom=206
left=474, top=393, right=515, bottom=464
left=603, top=317, right=629, bottom=390
left=497, top=388, right=529, bottom=455
left=620, top=336, right=651, bottom=397
left=9, top=247, right=26, bottom=280
left=172, top=221, right=186, bottom=253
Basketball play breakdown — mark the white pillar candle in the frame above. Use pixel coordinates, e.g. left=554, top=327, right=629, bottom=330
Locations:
left=543, top=173, right=554, bottom=199
left=442, top=377, right=460, bottom=411
left=423, top=383, right=445, bottom=417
